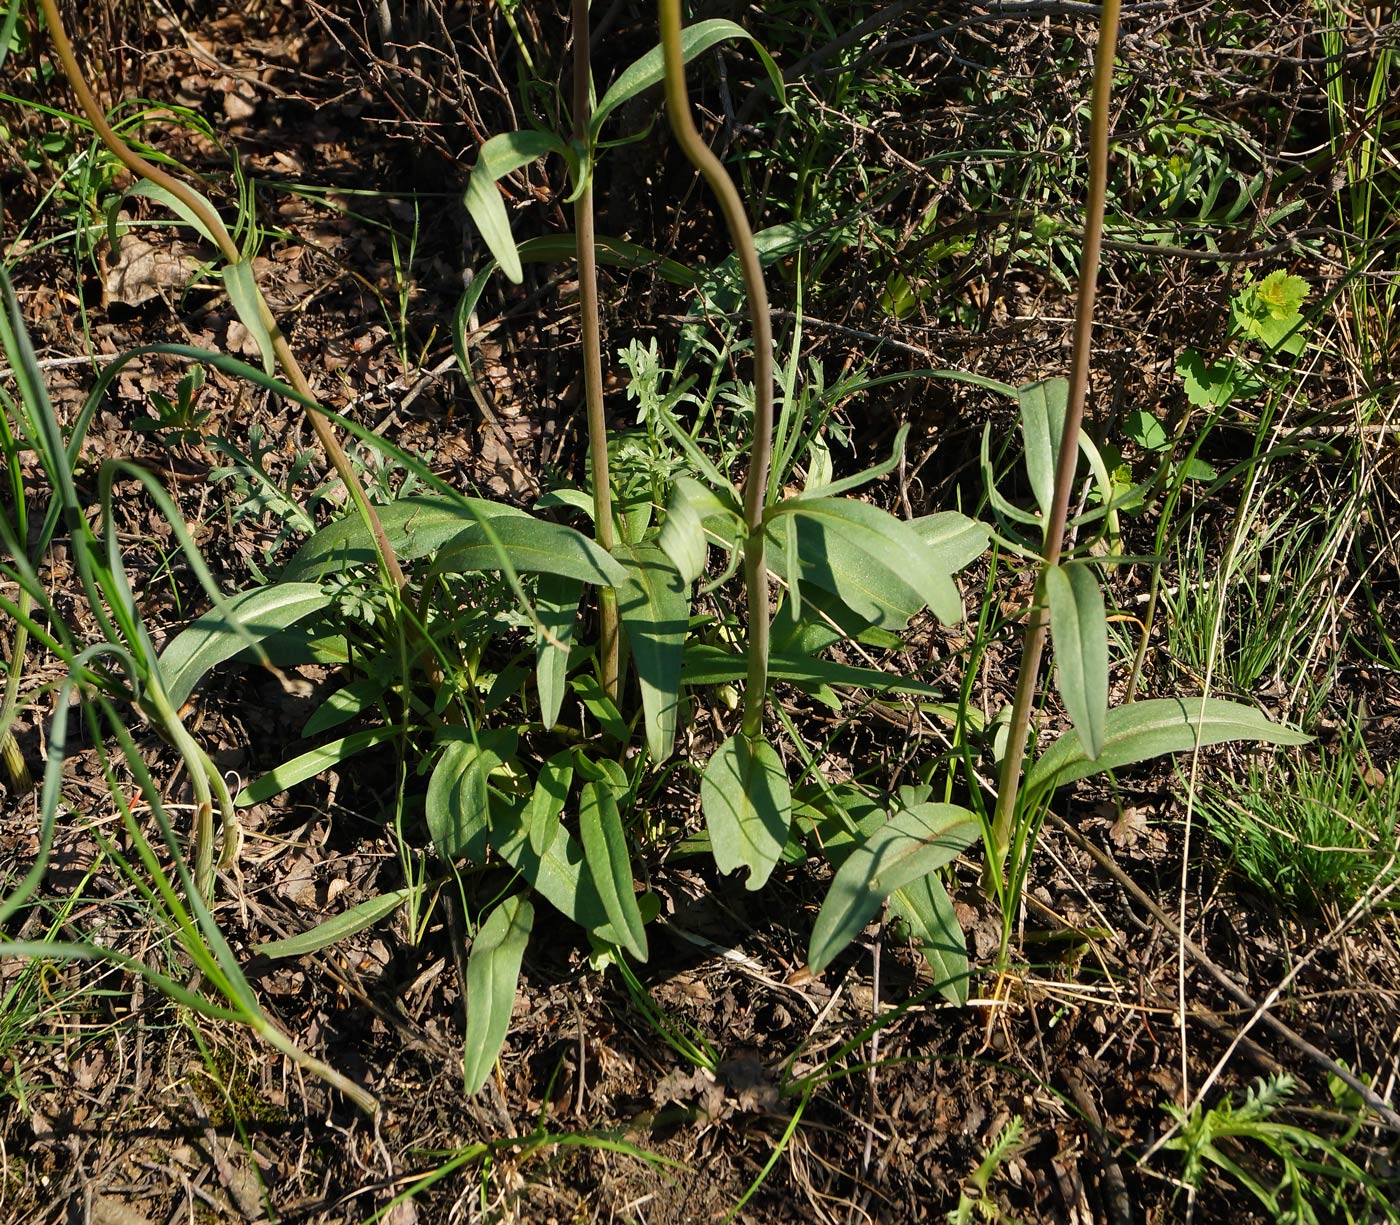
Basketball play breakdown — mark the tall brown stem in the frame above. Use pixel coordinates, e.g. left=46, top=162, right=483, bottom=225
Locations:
left=658, top=0, right=774, bottom=739
left=573, top=0, right=619, bottom=702
left=988, top=0, right=1122, bottom=883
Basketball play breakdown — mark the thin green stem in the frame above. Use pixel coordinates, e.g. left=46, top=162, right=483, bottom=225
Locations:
left=988, top=0, right=1121, bottom=886
left=573, top=0, right=620, bottom=703
left=658, top=0, right=774, bottom=739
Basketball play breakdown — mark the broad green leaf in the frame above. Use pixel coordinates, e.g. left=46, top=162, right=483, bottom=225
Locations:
left=1177, top=350, right=1239, bottom=409
left=281, top=495, right=528, bottom=581
left=1125, top=409, right=1169, bottom=452
left=572, top=674, right=630, bottom=744
left=889, top=872, right=969, bottom=1005
left=765, top=496, right=963, bottom=628
left=432, top=516, right=627, bottom=587
left=425, top=737, right=507, bottom=863
left=1025, top=697, right=1311, bottom=794
left=915, top=512, right=989, bottom=576
left=463, top=130, right=565, bottom=283
left=489, top=815, right=623, bottom=945
left=808, top=803, right=979, bottom=974
left=257, top=887, right=416, bottom=959
left=591, top=20, right=785, bottom=138
left=682, top=643, right=944, bottom=699
left=235, top=726, right=404, bottom=806
left=657, top=477, right=735, bottom=586
left=158, top=581, right=326, bottom=710
left=579, top=782, right=648, bottom=960
left=525, top=752, right=572, bottom=856
left=614, top=541, right=688, bottom=762
left=221, top=260, right=275, bottom=374
left=1044, top=561, right=1108, bottom=762
left=535, top=574, right=580, bottom=730
left=701, top=734, right=792, bottom=891
left=462, top=895, right=534, bottom=1095
left=1019, top=377, right=1068, bottom=522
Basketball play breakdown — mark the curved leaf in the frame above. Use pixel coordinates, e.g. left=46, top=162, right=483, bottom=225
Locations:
left=592, top=20, right=784, bottom=138
left=1019, top=378, right=1068, bottom=522
left=614, top=541, right=688, bottom=762
left=463, top=895, right=534, bottom=1095
left=280, top=495, right=528, bottom=582
left=1025, top=697, right=1311, bottom=794
left=701, top=734, right=792, bottom=891
left=426, top=737, right=507, bottom=863
left=489, top=816, right=623, bottom=946
left=525, top=752, right=573, bottom=856
left=463, top=130, right=566, bottom=283
left=158, top=581, right=326, bottom=710
left=579, top=782, right=648, bottom=960
left=808, top=803, right=978, bottom=974
left=535, top=573, right=581, bottom=730
left=1044, top=560, right=1108, bottom=761
left=682, top=643, right=944, bottom=698
left=432, top=516, right=627, bottom=587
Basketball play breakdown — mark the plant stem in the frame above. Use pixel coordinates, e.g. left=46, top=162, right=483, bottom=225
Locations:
left=658, top=0, right=774, bottom=739
left=36, top=0, right=406, bottom=595
left=988, top=0, right=1122, bottom=885
left=573, top=0, right=620, bottom=704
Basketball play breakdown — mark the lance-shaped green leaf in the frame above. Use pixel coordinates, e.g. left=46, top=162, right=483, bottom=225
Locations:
left=579, top=782, right=648, bottom=960
left=489, top=815, right=623, bottom=946
left=765, top=496, right=963, bottom=628
left=682, top=643, right=944, bottom=698
left=525, top=752, right=573, bottom=856
left=462, top=895, right=534, bottom=1095
left=221, top=259, right=275, bottom=375
left=280, top=495, right=528, bottom=581
left=535, top=574, right=580, bottom=730
left=1019, top=377, right=1069, bottom=522
left=1044, top=560, right=1108, bottom=761
left=236, top=726, right=404, bottom=806
left=701, top=734, right=792, bottom=891
left=591, top=20, right=784, bottom=138
left=916, top=512, right=990, bottom=576
left=1025, top=697, right=1311, bottom=795
left=614, top=541, right=688, bottom=761
left=432, top=516, right=627, bottom=586
left=889, top=872, right=969, bottom=1005
left=463, top=130, right=566, bottom=283
left=808, top=803, right=979, bottom=974
left=425, top=736, right=512, bottom=863
left=158, top=581, right=326, bottom=710
left=258, top=887, right=416, bottom=959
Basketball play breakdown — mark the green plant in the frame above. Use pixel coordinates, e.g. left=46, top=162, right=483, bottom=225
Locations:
left=1198, top=704, right=1400, bottom=912
left=1164, top=1074, right=1398, bottom=1222
left=947, top=1114, right=1027, bottom=1224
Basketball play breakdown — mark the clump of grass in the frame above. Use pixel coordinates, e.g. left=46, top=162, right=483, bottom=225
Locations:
left=1198, top=707, right=1400, bottom=913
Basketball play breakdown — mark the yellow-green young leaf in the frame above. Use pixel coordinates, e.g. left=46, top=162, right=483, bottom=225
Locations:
left=765, top=496, right=963, bottom=629
left=1025, top=697, right=1312, bottom=795
left=614, top=542, right=688, bottom=762
left=807, top=803, right=979, bottom=975
left=1044, top=560, right=1108, bottom=762
left=579, top=782, right=648, bottom=960
left=591, top=20, right=785, bottom=139
left=463, top=895, right=534, bottom=1095
left=701, top=734, right=792, bottom=891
